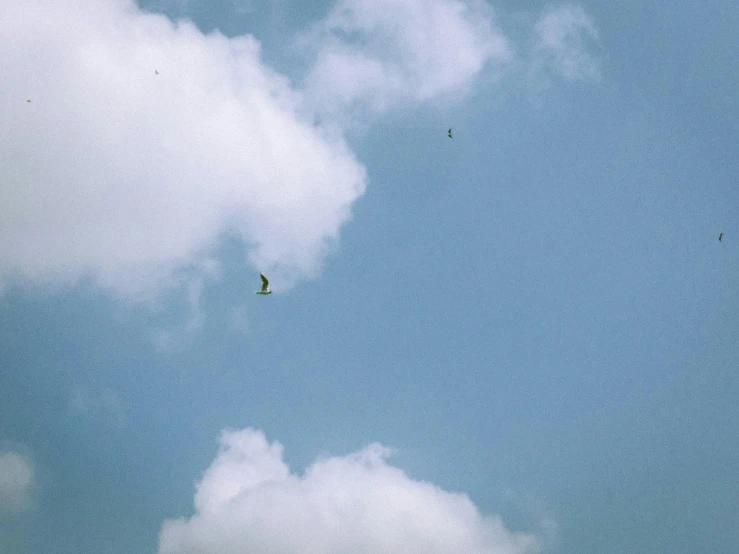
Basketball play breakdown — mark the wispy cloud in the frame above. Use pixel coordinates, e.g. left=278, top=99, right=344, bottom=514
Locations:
left=299, top=0, right=512, bottom=123
left=229, top=303, right=250, bottom=333
left=70, top=386, right=126, bottom=427
left=504, top=489, right=560, bottom=552
left=0, top=449, right=34, bottom=514
left=148, top=257, right=221, bottom=351
left=531, top=4, right=600, bottom=82
left=158, top=428, right=543, bottom=554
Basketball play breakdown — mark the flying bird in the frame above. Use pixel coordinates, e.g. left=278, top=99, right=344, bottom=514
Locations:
left=256, top=273, right=272, bottom=295
left=448, top=128, right=453, bottom=138
left=154, top=70, right=159, bottom=75
left=26, top=99, right=30, bottom=103
left=719, top=232, right=724, bottom=242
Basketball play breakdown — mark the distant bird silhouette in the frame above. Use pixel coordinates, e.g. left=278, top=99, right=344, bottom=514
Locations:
left=448, top=128, right=453, bottom=139
left=256, top=273, right=272, bottom=295
left=155, top=70, right=159, bottom=75
left=26, top=99, right=30, bottom=103
left=719, top=232, right=724, bottom=242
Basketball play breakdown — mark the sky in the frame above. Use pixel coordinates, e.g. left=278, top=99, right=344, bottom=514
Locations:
left=0, top=0, right=737, bottom=552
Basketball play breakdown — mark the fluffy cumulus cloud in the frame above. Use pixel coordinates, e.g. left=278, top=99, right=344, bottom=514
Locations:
left=0, top=450, right=34, bottom=514
left=0, top=0, right=365, bottom=299
left=300, top=0, right=512, bottom=118
left=158, top=428, right=542, bottom=554
left=0, top=0, right=599, bottom=302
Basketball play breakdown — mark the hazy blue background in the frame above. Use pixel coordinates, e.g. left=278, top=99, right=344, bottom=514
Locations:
left=1, top=1, right=737, bottom=553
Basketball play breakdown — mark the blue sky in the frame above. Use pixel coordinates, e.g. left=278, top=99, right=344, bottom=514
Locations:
left=1, top=1, right=737, bottom=553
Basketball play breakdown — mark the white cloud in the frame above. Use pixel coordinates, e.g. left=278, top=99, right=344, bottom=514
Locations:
left=158, top=428, right=542, bottom=554
left=532, top=4, right=600, bottom=82
left=0, top=0, right=366, bottom=301
left=300, top=0, right=512, bottom=121
left=0, top=450, right=34, bottom=514
left=0, top=0, right=600, bottom=304
left=70, top=386, right=126, bottom=427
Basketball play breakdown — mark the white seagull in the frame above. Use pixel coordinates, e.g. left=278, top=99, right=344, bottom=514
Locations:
left=256, top=273, right=272, bottom=295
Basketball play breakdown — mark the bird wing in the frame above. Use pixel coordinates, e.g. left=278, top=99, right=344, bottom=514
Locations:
left=260, top=273, right=269, bottom=291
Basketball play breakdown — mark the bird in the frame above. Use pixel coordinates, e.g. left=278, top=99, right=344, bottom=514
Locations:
left=448, top=128, right=453, bottom=138
left=256, top=273, right=272, bottom=295
left=26, top=99, right=30, bottom=103
left=154, top=70, right=159, bottom=75
left=719, top=232, right=724, bottom=242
